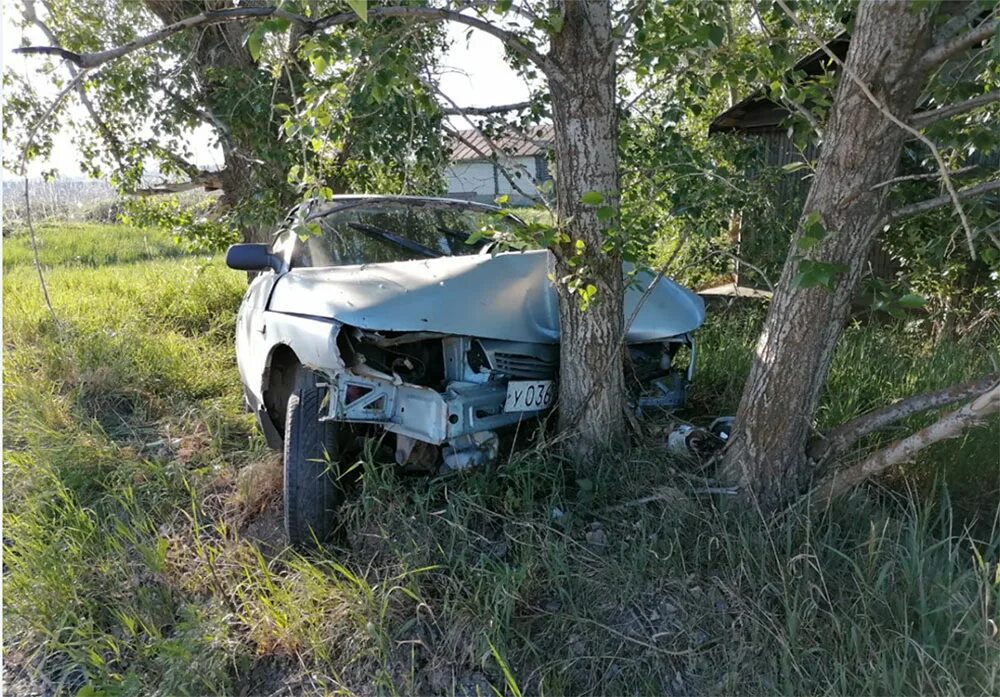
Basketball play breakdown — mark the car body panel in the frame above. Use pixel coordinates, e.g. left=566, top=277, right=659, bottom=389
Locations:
left=267, top=249, right=705, bottom=345
left=231, top=195, right=706, bottom=460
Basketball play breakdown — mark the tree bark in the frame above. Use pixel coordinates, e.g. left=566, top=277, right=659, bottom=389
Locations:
left=720, top=0, right=936, bottom=509
left=549, top=0, right=627, bottom=459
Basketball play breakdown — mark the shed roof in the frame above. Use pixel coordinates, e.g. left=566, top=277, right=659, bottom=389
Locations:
left=450, top=125, right=554, bottom=161
left=709, top=33, right=849, bottom=134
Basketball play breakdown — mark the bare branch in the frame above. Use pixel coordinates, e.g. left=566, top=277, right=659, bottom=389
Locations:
left=135, top=170, right=226, bottom=195
left=812, top=382, right=1000, bottom=503
left=441, top=101, right=533, bottom=115
left=888, top=179, right=1000, bottom=222
left=14, top=7, right=280, bottom=69
left=23, top=0, right=128, bottom=170
left=870, top=164, right=979, bottom=191
left=808, top=373, right=1000, bottom=461
left=911, top=90, right=1000, bottom=128
left=313, top=6, right=560, bottom=79
left=920, top=17, right=997, bottom=70
left=17, top=66, right=103, bottom=327
left=12, top=45, right=81, bottom=62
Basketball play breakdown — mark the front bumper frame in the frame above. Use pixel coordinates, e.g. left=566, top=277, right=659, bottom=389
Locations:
left=319, top=370, right=546, bottom=445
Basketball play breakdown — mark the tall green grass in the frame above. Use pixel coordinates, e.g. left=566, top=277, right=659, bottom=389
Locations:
left=3, top=222, right=189, bottom=270
left=692, top=304, right=1000, bottom=512
left=4, top=223, right=998, bottom=695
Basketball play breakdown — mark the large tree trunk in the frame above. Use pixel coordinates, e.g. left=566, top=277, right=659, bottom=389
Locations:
left=549, top=0, right=626, bottom=460
left=720, top=1, right=936, bottom=508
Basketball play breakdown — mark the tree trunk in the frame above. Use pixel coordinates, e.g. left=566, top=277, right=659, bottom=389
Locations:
left=548, top=1, right=626, bottom=461
left=720, top=0, right=936, bottom=508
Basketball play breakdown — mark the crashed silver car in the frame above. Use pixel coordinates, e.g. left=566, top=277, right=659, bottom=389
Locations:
left=226, top=195, right=705, bottom=545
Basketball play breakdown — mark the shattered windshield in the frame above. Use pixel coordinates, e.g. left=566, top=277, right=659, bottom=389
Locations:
left=297, top=201, right=521, bottom=267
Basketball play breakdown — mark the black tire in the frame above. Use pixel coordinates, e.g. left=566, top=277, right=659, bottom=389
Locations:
left=283, top=367, right=343, bottom=547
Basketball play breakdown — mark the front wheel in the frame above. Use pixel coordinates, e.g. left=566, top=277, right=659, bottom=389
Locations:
left=283, top=367, right=343, bottom=547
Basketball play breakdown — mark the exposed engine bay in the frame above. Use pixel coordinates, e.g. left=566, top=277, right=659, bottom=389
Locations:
left=320, top=325, right=696, bottom=471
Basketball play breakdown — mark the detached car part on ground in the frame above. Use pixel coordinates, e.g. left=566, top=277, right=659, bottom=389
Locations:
left=227, top=196, right=706, bottom=546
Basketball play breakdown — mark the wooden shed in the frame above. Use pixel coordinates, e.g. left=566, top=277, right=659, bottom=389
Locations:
left=708, top=35, right=897, bottom=287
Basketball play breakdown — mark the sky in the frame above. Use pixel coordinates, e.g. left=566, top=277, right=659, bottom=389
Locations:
left=1, top=9, right=532, bottom=180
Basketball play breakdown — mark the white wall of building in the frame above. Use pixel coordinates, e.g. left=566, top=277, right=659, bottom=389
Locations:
left=445, top=156, right=542, bottom=204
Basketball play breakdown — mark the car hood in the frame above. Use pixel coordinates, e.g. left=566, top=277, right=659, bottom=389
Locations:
left=267, top=249, right=705, bottom=344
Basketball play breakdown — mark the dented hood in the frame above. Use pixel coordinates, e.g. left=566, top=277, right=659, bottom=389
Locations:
left=267, top=249, right=705, bottom=344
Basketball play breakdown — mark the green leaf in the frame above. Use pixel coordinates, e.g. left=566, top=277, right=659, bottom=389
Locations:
left=782, top=161, right=809, bottom=173
left=347, top=0, right=368, bottom=23
left=494, top=194, right=509, bottom=205
left=581, top=191, right=603, bottom=205
left=794, top=259, right=847, bottom=290
left=801, top=211, right=828, bottom=241
left=897, top=293, right=927, bottom=308
left=707, top=25, right=725, bottom=48
left=311, top=53, right=328, bottom=74
left=548, top=11, right=564, bottom=33
left=596, top=206, right=614, bottom=221
left=795, top=235, right=820, bottom=251
left=247, top=27, right=264, bottom=62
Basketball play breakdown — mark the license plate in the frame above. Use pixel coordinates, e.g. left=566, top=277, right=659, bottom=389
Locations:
left=504, top=380, right=555, bottom=412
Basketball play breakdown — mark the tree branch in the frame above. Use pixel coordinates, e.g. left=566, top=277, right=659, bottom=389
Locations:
left=441, top=101, right=533, bottom=115
left=15, top=4, right=562, bottom=89
left=609, top=0, right=649, bottom=59
left=812, top=382, right=1000, bottom=503
left=13, top=7, right=279, bottom=69
left=23, top=0, right=128, bottom=170
left=888, top=179, right=1000, bottom=222
left=135, top=170, right=226, bottom=195
left=17, top=66, right=103, bottom=327
left=808, top=373, right=1000, bottom=461
left=161, top=85, right=234, bottom=144
left=870, top=164, right=979, bottom=191
left=775, top=0, right=981, bottom=258
left=920, top=17, right=997, bottom=70
left=933, top=3, right=992, bottom=45
left=775, top=0, right=988, bottom=259
left=911, top=90, right=1000, bottom=128
left=312, top=6, right=560, bottom=79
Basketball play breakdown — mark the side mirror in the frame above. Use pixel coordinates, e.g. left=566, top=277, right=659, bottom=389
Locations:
left=225, top=243, right=284, bottom=273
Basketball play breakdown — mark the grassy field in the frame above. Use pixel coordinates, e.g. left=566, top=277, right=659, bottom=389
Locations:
left=4, top=223, right=999, bottom=696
